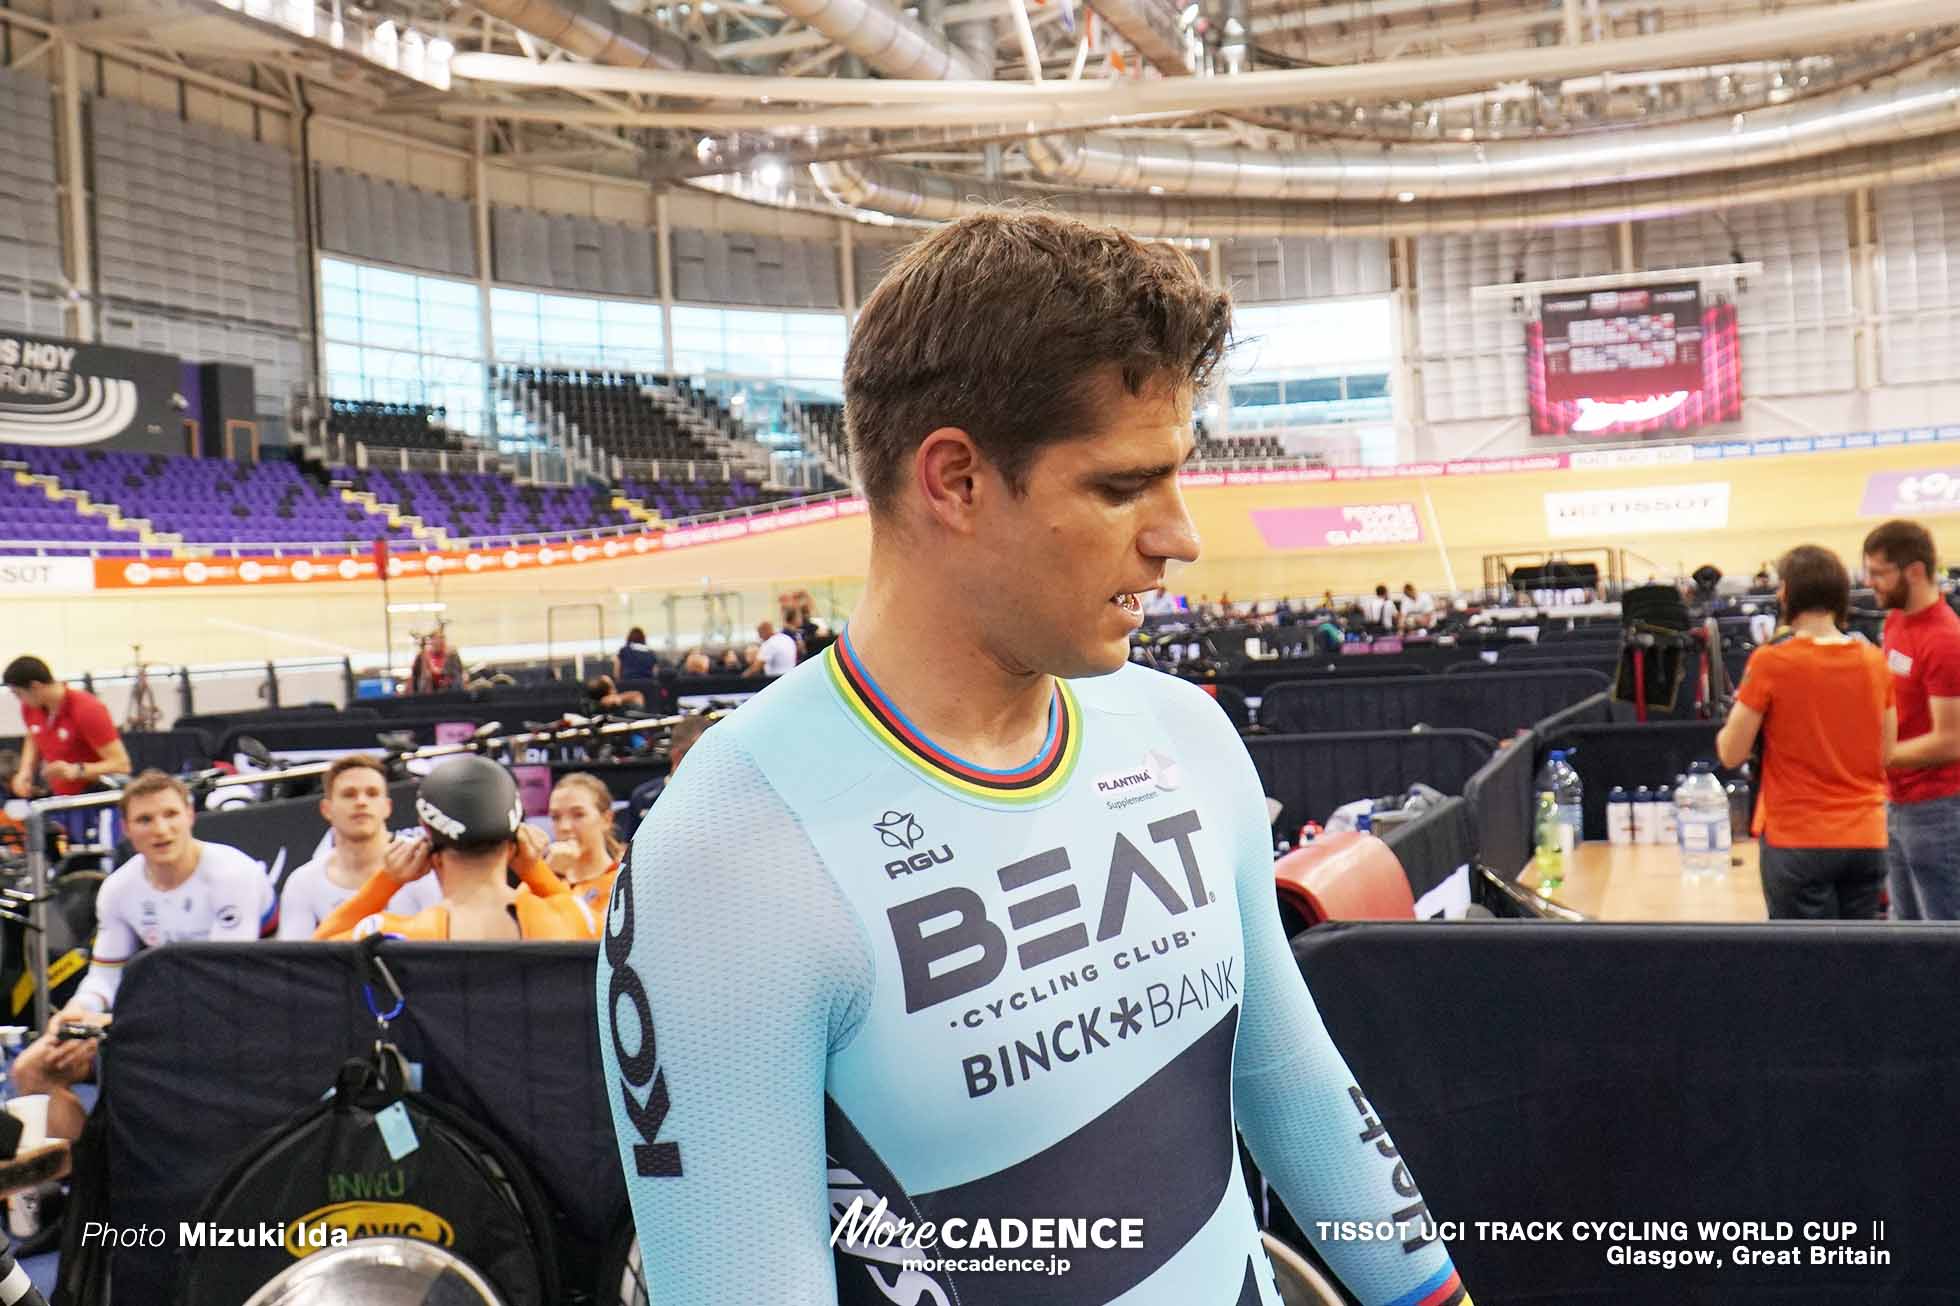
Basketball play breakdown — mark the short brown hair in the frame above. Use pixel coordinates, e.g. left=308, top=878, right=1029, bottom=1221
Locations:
left=120, top=769, right=191, bottom=818
left=1863, top=519, right=1938, bottom=581
left=1778, top=545, right=1850, bottom=624
left=323, top=753, right=387, bottom=798
left=843, top=208, right=1232, bottom=514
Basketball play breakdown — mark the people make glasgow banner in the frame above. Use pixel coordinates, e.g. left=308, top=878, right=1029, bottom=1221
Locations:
left=0, top=331, right=183, bottom=452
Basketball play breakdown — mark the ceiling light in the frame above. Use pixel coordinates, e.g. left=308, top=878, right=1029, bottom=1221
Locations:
left=1177, top=2, right=1198, bottom=27
left=756, top=159, right=785, bottom=188
left=1397, top=191, right=1415, bottom=203
left=695, top=135, right=716, bottom=162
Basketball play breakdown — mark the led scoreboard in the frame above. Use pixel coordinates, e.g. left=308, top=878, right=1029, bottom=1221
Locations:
left=1543, top=284, right=1704, bottom=402
left=1527, top=282, right=1742, bottom=437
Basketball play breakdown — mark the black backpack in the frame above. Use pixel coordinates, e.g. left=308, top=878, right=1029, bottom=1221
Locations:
left=177, top=1050, right=561, bottom=1306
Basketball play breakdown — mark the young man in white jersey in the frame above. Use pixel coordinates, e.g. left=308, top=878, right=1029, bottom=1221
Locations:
left=276, top=753, right=439, bottom=938
left=599, top=210, right=1471, bottom=1306
left=13, top=771, right=273, bottom=1139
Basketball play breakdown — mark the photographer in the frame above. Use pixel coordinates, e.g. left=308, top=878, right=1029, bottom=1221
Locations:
left=313, top=754, right=595, bottom=941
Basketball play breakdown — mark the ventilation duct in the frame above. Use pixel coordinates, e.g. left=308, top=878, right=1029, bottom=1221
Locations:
left=1088, top=0, right=1194, bottom=76
left=1024, top=73, right=1960, bottom=201
left=806, top=130, right=1960, bottom=237
left=701, top=0, right=1960, bottom=200
left=466, top=0, right=719, bottom=71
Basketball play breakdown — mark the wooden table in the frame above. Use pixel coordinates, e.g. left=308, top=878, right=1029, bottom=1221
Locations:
left=1519, top=840, right=1768, bottom=922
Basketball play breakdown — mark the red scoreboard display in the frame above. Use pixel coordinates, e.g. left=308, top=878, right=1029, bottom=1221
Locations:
left=1528, top=282, right=1742, bottom=437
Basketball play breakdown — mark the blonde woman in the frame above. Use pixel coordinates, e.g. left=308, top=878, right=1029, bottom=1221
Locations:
left=547, top=772, right=625, bottom=919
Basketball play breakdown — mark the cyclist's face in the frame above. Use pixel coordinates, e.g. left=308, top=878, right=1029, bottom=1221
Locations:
left=549, top=793, right=607, bottom=849
left=323, top=771, right=391, bottom=841
left=125, top=790, right=192, bottom=864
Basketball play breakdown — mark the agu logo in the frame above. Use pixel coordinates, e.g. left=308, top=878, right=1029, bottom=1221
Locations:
left=284, top=1202, right=453, bottom=1257
left=874, top=811, right=923, bottom=850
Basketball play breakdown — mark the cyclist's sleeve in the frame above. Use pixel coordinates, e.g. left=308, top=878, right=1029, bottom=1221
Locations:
left=74, top=869, right=137, bottom=1013
left=596, top=730, right=874, bottom=1306
left=1225, top=740, right=1470, bottom=1306
left=314, top=870, right=402, bottom=941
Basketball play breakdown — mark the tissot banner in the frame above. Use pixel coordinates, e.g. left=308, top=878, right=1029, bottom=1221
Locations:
left=0, top=331, right=181, bottom=451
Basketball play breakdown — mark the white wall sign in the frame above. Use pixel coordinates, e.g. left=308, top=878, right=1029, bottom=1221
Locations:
left=1543, top=482, right=1732, bottom=539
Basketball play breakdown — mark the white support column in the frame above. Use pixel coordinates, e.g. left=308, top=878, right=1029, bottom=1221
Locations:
left=1617, top=220, right=1636, bottom=274
left=1393, top=236, right=1426, bottom=464
left=473, top=118, right=496, bottom=437
left=839, top=221, right=857, bottom=330
left=55, top=37, right=94, bottom=342
left=1561, top=0, right=1583, bottom=45
left=1851, top=188, right=1880, bottom=393
left=655, top=191, right=675, bottom=375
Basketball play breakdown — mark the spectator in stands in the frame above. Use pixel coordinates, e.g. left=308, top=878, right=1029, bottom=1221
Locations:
left=587, top=674, right=647, bottom=712
left=719, top=648, right=746, bottom=673
left=547, top=772, right=626, bottom=917
left=1400, top=583, right=1437, bottom=630
left=314, top=754, right=595, bottom=941
left=277, top=754, right=439, bottom=939
left=1143, top=584, right=1179, bottom=616
left=682, top=648, right=713, bottom=676
left=746, top=621, right=799, bottom=678
left=1717, top=546, right=1895, bottom=919
left=4, top=656, right=131, bottom=799
left=1361, top=585, right=1399, bottom=631
left=15, top=771, right=273, bottom=1139
left=1865, top=519, right=1960, bottom=920
left=409, top=627, right=464, bottom=695
left=616, top=627, right=658, bottom=683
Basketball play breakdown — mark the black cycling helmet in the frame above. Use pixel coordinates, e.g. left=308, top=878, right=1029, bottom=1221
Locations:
left=415, top=755, right=523, bottom=851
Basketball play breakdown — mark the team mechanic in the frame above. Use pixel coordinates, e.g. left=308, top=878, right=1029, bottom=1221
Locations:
left=598, top=210, right=1473, bottom=1306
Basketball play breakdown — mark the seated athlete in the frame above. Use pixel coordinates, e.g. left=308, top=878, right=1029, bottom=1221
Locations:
left=598, top=210, right=1472, bottom=1305
left=314, top=754, right=595, bottom=942
left=277, top=754, right=440, bottom=938
left=16, top=770, right=274, bottom=1139
left=546, top=771, right=624, bottom=919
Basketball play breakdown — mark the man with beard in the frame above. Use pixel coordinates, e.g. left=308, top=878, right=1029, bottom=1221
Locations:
left=1864, top=519, right=1960, bottom=919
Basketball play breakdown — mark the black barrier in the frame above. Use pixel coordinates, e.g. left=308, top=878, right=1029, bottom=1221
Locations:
left=1530, top=690, right=1620, bottom=737
left=1258, top=670, right=1610, bottom=739
left=122, top=729, right=213, bottom=775
left=1539, top=719, right=1739, bottom=839
left=191, top=781, right=418, bottom=886
left=1379, top=796, right=1475, bottom=908
left=97, top=942, right=620, bottom=1305
left=1292, top=921, right=1960, bottom=1303
left=1463, top=732, right=1537, bottom=880
left=1246, top=729, right=1498, bottom=833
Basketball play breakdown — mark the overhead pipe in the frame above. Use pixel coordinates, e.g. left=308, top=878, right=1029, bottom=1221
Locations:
left=802, top=129, right=1960, bottom=237
left=1087, top=0, right=1195, bottom=75
left=1023, top=72, right=1960, bottom=201
left=465, top=0, right=719, bottom=71
left=447, top=0, right=1960, bottom=113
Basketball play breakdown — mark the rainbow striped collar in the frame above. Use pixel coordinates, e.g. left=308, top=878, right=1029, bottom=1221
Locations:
left=825, top=629, right=1081, bottom=805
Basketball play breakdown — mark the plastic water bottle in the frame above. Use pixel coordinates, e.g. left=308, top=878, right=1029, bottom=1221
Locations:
left=1606, top=787, right=1633, bottom=845
left=1632, top=786, right=1656, bottom=843
left=1726, top=777, right=1753, bottom=839
left=1552, top=752, right=1584, bottom=851
left=1533, top=792, right=1564, bottom=889
left=1654, top=784, right=1678, bottom=846
left=1677, top=762, right=1732, bottom=878
left=1536, top=750, right=1583, bottom=853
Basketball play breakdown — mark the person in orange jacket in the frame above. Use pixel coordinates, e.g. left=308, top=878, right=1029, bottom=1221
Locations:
left=546, top=772, right=624, bottom=920
left=314, top=754, right=596, bottom=942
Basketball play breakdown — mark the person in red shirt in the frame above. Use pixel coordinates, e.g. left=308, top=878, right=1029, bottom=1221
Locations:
left=5, top=656, right=131, bottom=799
left=1717, top=546, right=1896, bottom=918
left=1864, top=520, right=1960, bottom=919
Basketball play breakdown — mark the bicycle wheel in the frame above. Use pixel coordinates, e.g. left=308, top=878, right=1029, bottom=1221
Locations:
left=595, top=1218, right=647, bottom=1306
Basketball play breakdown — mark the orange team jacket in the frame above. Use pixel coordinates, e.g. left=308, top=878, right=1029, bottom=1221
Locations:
left=312, top=850, right=599, bottom=941
left=568, top=861, right=620, bottom=919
